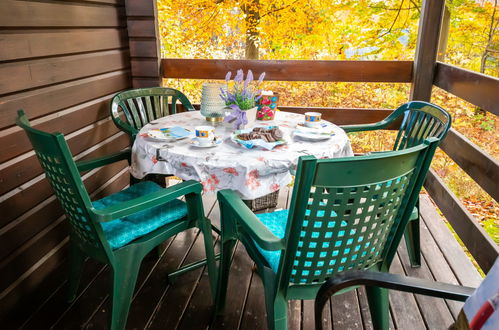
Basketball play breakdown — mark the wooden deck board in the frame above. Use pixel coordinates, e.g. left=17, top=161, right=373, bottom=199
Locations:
left=8, top=190, right=484, bottom=329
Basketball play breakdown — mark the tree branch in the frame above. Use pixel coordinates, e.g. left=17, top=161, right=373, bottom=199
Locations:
left=377, top=0, right=405, bottom=39
left=261, top=0, right=301, bottom=18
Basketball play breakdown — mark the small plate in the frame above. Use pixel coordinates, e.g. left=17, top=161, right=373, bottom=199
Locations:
left=190, top=136, right=223, bottom=148
left=293, top=130, right=333, bottom=141
left=147, top=127, right=191, bottom=141
left=293, top=122, right=335, bottom=141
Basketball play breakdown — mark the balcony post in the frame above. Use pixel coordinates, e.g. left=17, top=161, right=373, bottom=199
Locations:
left=124, top=0, right=162, bottom=88
left=410, top=0, right=446, bottom=101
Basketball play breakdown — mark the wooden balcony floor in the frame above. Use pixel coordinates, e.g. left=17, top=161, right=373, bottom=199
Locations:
left=12, top=188, right=482, bottom=330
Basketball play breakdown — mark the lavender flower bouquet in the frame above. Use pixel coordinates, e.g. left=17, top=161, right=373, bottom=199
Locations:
left=220, top=69, right=265, bottom=129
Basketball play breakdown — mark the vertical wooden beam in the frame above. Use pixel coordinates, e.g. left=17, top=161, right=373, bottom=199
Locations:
left=124, top=0, right=161, bottom=88
left=410, top=0, right=446, bottom=101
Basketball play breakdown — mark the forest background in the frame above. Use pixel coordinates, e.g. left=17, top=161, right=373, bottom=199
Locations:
left=156, top=0, right=498, bottom=249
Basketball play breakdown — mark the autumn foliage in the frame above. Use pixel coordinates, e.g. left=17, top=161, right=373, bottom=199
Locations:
left=157, top=0, right=498, bottom=243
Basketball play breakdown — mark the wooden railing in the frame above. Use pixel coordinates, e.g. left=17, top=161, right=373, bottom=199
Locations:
left=161, top=58, right=499, bottom=272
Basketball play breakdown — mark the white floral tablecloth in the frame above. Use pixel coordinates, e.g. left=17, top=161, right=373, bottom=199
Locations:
left=131, top=111, right=353, bottom=200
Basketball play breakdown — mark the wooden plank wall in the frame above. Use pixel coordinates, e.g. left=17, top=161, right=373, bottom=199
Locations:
left=125, top=0, right=162, bottom=88
left=0, top=0, right=132, bottom=318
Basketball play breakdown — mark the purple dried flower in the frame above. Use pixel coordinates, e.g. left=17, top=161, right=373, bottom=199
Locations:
left=258, top=72, right=266, bottom=84
left=244, top=70, right=253, bottom=88
left=234, top=69, right=244, bottom=83
left=225, top=71, right=231, bottom=82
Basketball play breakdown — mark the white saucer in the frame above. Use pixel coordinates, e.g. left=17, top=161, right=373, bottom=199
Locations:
left=293, top=130, right=333, bottom=141
left=190, top=137, right=223, bottom=148
left=297, top=121, right=328, bottom=129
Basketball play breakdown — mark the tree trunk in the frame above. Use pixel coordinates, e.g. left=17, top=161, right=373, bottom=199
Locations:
left=437, top=5, right=450, bottom=61
left=243, top=0, right=260, bottom=59
left=474, top=0, right=497, bottom=115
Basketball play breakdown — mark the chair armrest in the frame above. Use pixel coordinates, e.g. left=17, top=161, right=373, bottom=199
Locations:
left=76, top=149, right=131, bottom=172
left=112, top=117, right=139, bottom=138
left=340, top=120, right=391, bottom=133
left=217, top=189, right=285, bottom=251
left=315, top=270, right=475, bottom=327
left=91, top=180, right=202, bottom=222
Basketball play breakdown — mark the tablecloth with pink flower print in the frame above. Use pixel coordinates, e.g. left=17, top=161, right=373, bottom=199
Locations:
left=131, top=111, right=353, bottom=200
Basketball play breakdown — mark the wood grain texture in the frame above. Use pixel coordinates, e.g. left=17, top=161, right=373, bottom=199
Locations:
left=410, top=0, right=445, bottom=101
left=0, top=95, right=115, bottom=163
left=0, top=29, right=128, bottom=61
left=161, top=58, right=414, bottom=82
left=129, top=40, right=160, bottom=58
left=127, top=19, right=157, bottom=37
left=0, top=120, right=122, bottom=195
left=0, top=70, right=130, bottom=129
left=0, top=0, right=125, bottom=27
left=424, top=170, right=499, bottom=273
left=0, top=50, right=130, bottom=95
left=434, top=62, right=499, bottom=115
left=125, top=0, right=156, bottom=17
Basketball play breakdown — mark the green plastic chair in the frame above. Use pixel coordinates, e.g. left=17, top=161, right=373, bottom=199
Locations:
left=16, top=110, right=216, bottom=330
left=110, top=87, right=195, bottom=142
left=315, top=270, right=476, bottom=330
left=341, top=101, right=451, bottom=267
left=215, top=138, right=440, bottom=330
left=110, top=87, right=195, bottom=186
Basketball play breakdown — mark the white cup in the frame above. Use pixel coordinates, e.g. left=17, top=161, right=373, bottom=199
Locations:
left=194, top=126, right=216, bottom=145
left=304, top=112, right=322, bottom=127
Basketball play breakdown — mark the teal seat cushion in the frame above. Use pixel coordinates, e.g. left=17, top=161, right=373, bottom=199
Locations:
left=93, top=181, right=188, bottom=249
left=255, top=208, right=358, bottom=274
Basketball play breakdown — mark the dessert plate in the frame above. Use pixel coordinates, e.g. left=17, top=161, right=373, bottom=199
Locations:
left=230, top=127, right=287, bottom=150
left=147, top=126, right=191, bottom=141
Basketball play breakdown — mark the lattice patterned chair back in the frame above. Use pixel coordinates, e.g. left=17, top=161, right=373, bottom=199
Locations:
left=392, top=101, right=451, bottom=150
left=110, top=87, right=195, bottom=140
left=277, top=140, right=437, bottom=288
left=16, top=111, right=111, bottom=260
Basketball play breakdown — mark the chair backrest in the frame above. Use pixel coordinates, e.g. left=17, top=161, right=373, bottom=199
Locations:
left=110, top=87, right=194, bottom=139
left=277, top=138, right=439, bottom=289
left=391, top=101, right=451, bottom=150
left=16, top=111, right=112, bottom=260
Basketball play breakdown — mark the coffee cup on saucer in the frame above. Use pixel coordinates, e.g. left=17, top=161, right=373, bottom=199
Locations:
left=194, top=126, right=216, bottom=146
left=304, top=112, right=322, bottom=128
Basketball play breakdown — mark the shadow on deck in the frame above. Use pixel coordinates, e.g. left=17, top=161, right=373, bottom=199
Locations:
left=8, top=188, right=482, bottom=330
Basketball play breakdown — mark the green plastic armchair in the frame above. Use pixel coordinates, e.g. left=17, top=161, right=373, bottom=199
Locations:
left=110, top=87, right=195, bottom=186
left=315, top=270, right=475, bottom=330
left=110, top=87, right=195, bottom=142
left=215, top=137, right=440, bottom=330
left=341, top=101, right=451, bottom=267
left=16, top=110, right=216, bottom=330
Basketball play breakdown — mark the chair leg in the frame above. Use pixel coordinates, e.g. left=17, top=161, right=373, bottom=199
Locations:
left=199, top=217, right=218, bottom=301
left=109, top=258, right=142, bottom=330
left=404, top=216, right=421, bottom=267
left=264, top=291, right=288, bottom=330
left=67, top=242, right=85, bottom=303
left=215, top=238, right=237, bottom=314
left=366, top=285, right=390, bottom=330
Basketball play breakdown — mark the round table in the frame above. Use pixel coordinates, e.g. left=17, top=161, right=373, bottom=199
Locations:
left=131, top=111, right=353, bottom=200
